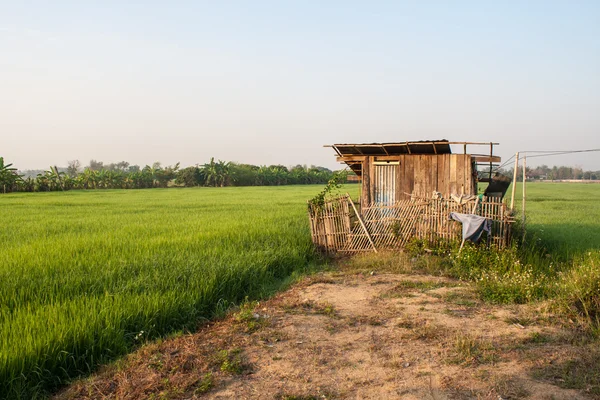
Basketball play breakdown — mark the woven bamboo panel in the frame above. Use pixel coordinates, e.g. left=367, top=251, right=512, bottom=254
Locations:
left=308, top=195, right=353, bottom=254
left=308, top=195, right=514, bottom=253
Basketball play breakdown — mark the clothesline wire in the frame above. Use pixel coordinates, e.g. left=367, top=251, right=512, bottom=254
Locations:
left=492, top=154, right=515, bottom=172
left=489, top=148, right=600, bottom=172
left=521, top=149, right=600, bottom=160
left=521, top=148, right=600, bottom=154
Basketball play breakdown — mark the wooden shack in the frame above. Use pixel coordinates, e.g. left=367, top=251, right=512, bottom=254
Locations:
left=328, top=140, right=500, bottom=206
left=308, top=140, right=514, bottom=253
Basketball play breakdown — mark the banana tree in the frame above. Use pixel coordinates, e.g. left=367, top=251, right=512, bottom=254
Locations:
left=18, top=177, right=35, bottom=192
left=202, top=158, right=218, bottom=187
left=0, top=157, right=22, bottom=193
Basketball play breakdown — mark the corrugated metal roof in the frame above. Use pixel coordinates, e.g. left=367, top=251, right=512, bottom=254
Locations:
left=331, top=140, right=452, bottom=157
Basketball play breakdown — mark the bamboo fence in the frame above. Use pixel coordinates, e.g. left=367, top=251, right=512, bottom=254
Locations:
left=308, top=194, right=514, bottom=253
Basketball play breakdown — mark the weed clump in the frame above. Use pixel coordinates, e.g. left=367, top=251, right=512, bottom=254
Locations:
left=556, top=253, right=600, bottom=334
left=234, top=299, right=270, bottom=333
left=449, top=334, right=498, bottom=366
left=213, top=348, right=250, bottom=375
left=194, top=372, right=214, bottom=394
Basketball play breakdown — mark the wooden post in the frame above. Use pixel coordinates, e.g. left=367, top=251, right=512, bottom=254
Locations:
left=458, top=238, right=466, bottom=254
left=471, top=195, right=480, bottom=215
left=361, top=158, right=371, bottom=207
left=522, top=155, right=527, bottom=243
left=489, top=142, right=493, bottom=182
left=347, top=193, right=378, bottom=253
left=510, top=152, right=519, bottom=210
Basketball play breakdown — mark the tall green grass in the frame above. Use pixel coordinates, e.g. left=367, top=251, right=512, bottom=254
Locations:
left=0, top=186, right=324, bottom=399
left=506, top=182, right=600, bottom=258
left=456, top=182, right=600, bottom=330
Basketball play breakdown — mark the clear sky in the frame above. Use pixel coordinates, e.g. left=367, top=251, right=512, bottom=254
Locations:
left=2, top=1, right=599, bottom=171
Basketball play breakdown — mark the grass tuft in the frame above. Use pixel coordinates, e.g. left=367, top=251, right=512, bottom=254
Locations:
left=448, top=334, right=498, bottom=366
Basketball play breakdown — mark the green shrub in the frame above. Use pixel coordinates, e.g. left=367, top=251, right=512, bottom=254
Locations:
left=557, top=253, right=600, bottom=333
left=477, top=267, right=551, bottom=304
left=448, top=244, right=554, bottom=304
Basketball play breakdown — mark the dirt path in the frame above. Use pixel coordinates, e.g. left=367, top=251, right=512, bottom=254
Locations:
left=58, top=270, right=598, bottom=399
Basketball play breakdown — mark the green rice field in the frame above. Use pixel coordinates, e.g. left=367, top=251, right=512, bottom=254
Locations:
left=1, top=182, right=600, bottom=398
left=512, top=182, right=600, bottom=257
left=0, top=186, right=325, bottom=398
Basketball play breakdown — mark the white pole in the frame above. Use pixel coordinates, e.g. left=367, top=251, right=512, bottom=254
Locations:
left=510, top=152, right=519, bottom=210
left=522, top=155, right=527, bottom=243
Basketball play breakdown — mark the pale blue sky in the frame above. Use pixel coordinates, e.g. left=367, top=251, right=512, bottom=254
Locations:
left=2, top=1, right=599, bottom=170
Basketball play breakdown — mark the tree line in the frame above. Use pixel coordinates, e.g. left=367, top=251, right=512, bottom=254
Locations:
left=0, top=157, right=339, bottom=194
left=490, top=164, right=600, bottom=181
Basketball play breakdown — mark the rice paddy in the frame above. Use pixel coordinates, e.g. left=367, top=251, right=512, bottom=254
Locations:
left=1, top=182, right=600, bottom=398
left=0, top=186, right=324, bottom=399
left=512, top=182, right=600, bottom=257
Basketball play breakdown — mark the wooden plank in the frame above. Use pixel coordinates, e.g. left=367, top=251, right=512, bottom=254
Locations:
left=361, top=158, right=371, bottom=206
left=470, top=158, right=477, bottom=194
left=412, top=155, right=422, bottom=197
left=449, top=155, right=458, bottom=195
left=471, top=157, right=477, bottom=194
left=471, top=155, right=501, bottom=163
left=423, top=155, right=433, bottom=197
left=369, top=157, right=376, bottom=206
left=404, top=156, right=414, bottom=197
left=415, top=155, right=430, bottom=197
left=456, top=154, right=465, bottom=195
left=395, top=155, right=404, bottom=202
left=463, top=155, right=471, bottom=195
left=437, top=154, right=448, bottom=196
left=430, top=155, right=438, bottom=194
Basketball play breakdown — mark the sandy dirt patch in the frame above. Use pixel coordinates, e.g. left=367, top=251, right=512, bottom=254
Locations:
left=57, top=270, right=598, bottom=399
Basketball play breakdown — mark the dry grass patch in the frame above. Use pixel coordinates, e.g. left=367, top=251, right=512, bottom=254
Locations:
left=532, top=345, right=600, bottom=396
left=282, top=299, right=339, bottom=318
left=275, top=391, right=338, bottom=400
left=397, top=317, right=444, bottom=341
left=443, top=289, right=480, bottom=308
left=346, top=314, right=386, bottom=327
left=448, top=334, right=499, bottom=366
left=382, top=279, right=457, bottom=298
left=490, top=375, right=530, bottom=399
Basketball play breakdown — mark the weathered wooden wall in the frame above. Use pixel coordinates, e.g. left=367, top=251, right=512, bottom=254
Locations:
left=360, top=154, right=476, bottom=206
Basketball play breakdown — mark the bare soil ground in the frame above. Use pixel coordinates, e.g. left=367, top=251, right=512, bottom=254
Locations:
left=57, top=266, right=600, bottom=400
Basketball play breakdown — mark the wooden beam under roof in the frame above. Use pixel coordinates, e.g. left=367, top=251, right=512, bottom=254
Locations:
left=336, top=155, right=501, bottom=164
left=472, top=155, right=502, bottom=163
left=337, top=155, right=402, bottom=163
left=329, top=145, right=343, bottom=157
